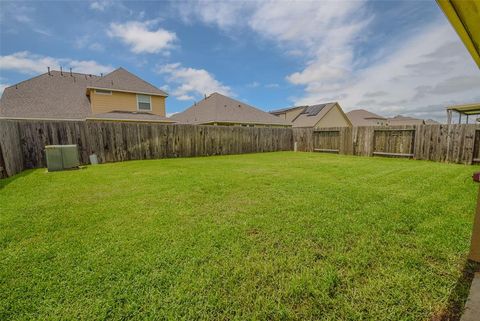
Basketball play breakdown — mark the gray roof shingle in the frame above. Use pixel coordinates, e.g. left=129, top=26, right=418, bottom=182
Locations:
left=89, top=68, right=168, bottom=96
left=346, top=109, right=387, bottom=126
left=0, top=71, right=99, bottom=119
left=171, top=92, right=292, bottom=126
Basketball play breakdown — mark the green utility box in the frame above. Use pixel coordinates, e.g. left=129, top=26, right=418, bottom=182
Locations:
left=45, top=145, right=80, bottom=172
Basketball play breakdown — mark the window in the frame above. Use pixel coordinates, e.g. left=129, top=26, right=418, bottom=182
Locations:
left=95, top=89, right=112, bottom=95
left=137, top=94, right=151, bottom=111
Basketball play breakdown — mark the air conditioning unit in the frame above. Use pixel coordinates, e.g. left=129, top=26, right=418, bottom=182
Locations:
left=45, top=145, right=80, bottom=172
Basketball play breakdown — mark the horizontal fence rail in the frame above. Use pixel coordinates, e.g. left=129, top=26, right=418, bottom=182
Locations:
left=1, top=120, right=479, bottom=179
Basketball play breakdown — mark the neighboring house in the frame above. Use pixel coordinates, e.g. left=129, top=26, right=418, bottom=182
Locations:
left=171, top=92, right=291, bottom=127
left=0, top=67, right=174, bottom=123
left=387, top=115, right=425, bottom=126
left=270, top=102, right=352, bottom=128
left=347, top=109, right=435, bottom=126
left=425, top=119, right=440, bottom=125
left=347, top=109, right=388, bottom=126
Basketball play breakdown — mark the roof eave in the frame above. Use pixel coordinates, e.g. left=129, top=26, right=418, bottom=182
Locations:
left=87, top=86, right=168, bottom=97
left=85, top=117, right=176, bottom=123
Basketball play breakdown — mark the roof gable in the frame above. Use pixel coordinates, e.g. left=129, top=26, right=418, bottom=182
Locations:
left=287, top=103, right=333, bottom=127
left=171, top=92, right=291, bottom=126
left=90, top=68, right=167, bottom=96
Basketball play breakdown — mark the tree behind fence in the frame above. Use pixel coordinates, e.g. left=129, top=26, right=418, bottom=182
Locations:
left=1, top=120, right=479, bottom=179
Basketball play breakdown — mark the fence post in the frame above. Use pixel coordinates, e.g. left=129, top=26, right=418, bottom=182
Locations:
left=469, top=180, right=480, bottom=262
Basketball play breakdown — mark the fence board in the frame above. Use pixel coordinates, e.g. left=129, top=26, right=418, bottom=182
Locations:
left=373, top=127, right=415, bottom=156
left=313, top=130, right=340, bottom=152
left=0, top=121, right=23, bottom=178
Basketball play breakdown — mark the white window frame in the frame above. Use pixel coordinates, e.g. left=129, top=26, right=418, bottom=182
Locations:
left=136, top=94, right=152, bottom=111
left=95, top=89, right=112, bottom=95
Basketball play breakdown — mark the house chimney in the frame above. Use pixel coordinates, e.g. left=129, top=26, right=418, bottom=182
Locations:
left=47, top=67, right=51, bottom=75
left=70, top=68, right=72, bottom=76
left=60, top=66, right=63, bottom=76
left=100, top=73, right=103, bottom=77
left=204, top=94, right=207, bottom=99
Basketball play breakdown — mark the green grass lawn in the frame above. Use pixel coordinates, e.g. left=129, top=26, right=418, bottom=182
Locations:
left=1, top=152, right=479, bottom=320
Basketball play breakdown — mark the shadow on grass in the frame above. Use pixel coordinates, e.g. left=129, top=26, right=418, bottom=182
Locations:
left=0, top=169, right=35, bottom=190
left=433, top=260, right=480, bottom=321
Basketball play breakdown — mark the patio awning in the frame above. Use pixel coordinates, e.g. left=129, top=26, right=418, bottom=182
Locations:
left=446, top=103, right=480, bottom=124
left=436, top=0, right=480, bottom=68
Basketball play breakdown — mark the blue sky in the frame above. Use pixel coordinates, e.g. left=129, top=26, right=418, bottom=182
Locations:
left=1, top=0, right=479, bottom=121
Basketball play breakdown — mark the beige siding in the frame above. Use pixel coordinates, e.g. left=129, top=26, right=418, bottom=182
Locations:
left=90, top=90, right=166, bottom=116
left=315, top=105, right=351, bottom=128
left=275, top=108, right=303, bottom=122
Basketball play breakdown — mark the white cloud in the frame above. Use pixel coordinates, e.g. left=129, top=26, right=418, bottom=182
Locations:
left=177, top=1, right=252, bottom=29
left=174, top=1, right=480, bottom=121
left=157, top=63, right=232, bottom=100
left=174, top=1, right=370, bottom=100
left=107, top=21, right=177, bottom=54
left=247, top=1, right=370, bottom=97
left=0, top=51, right=113, bottom=75
left=89, top=0, right=113, bottom=11
left=247, top=81, right=260, bottom=88
left=301, top=21, right=480, bottom=121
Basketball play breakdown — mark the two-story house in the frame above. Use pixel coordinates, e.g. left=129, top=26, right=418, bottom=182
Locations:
left=0, top=67, right=175, bottom=123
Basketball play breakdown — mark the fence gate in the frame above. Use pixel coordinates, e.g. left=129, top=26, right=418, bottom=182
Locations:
left=373, top=129, right=415, bottom=158
left=313, top=130, right=340, bottom=153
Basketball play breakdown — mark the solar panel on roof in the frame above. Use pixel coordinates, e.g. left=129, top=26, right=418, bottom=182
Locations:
left=303, top=104, right=326, bottom=116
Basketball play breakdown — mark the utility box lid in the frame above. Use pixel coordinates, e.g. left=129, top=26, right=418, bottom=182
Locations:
left=45, top=145, right=80, bottom=172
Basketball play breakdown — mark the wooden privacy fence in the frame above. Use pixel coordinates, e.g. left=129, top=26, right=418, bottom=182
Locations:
left=293, top=124, right=480, bottom=164
left=0, top=120, right=293, bottom=178
left=1, top=120, right=480, bottom=179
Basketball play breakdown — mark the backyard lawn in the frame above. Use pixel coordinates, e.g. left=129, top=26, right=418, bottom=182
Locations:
left=1, top=152, right=479, bottom=320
